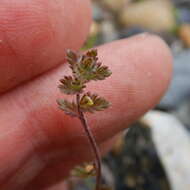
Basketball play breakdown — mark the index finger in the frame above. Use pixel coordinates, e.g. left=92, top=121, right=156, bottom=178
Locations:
left=0, top=0, right=92, bottom=93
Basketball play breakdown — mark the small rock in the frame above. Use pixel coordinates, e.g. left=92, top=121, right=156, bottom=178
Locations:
left=111, top=131, right=127, bottom=155
left=174, top=101, right=190, bottom=128
left=92, top=3, right=105, bottom=21
left=101, top=0, right=128, bottom=12
left=179, top=24, right=190, bottom=47
left=170, top=39, right=184, bottom=54
left=172, top=0, right=190, bottom=7
left=125, top=175, right=136, bottom=188
left=102, top=164, right=115, bottom=188
left=159, top=50, right=190, bottom=110
left=177, top=8, right=190, bottom=23
left=142, top=111, right=190, bottom=190
left=90, top=21, right=101, bottom=37
left=120, top=0, right=176, bottom=32
left=104, top=122, right=170, bottom=190
left=100, top=20, right=118, bottom=43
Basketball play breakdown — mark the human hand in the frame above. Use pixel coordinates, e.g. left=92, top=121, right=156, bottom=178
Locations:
left=0, top=0, right=172, bottom=189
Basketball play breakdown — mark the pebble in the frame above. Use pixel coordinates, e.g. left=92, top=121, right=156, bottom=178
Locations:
left=177, top=8, right=190, bottom=23
left=90, top=21, right=101, bottom=37
left=100, top=20, right=118, bottom=43
left=159, top=50, right=190, bottom=110
left=101, top=0, right=128, bottom=12
left=179, top=24, right=190, bottom=47
left=174, top=101, right=190, bottom=128
left=142, top=111, right=190, bottom=190
left=120, top=0, right=176, bottom=32
left=92, top=3, right=105, bottom=21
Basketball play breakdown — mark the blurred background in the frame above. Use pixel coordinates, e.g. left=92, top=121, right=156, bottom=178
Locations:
left=81, top=0, right=190, bottom=190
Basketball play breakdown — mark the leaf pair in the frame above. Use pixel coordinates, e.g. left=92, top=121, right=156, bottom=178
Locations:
left=80, top=92, right=110, bottom=113
left=57, top=92, right=110, bottom=117
left=59, top=76, right=85, bottom=95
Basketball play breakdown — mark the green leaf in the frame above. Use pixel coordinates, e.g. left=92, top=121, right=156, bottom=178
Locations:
left=80, top=92, right=111, bottom=113
left=59, top=76, right=85, bottom=95
left=86, top=49, right=98, bottom=58
left=76, top=50, right=112, bottom=82
left=94, top=65, right=112, bottom=80
left=66, top=49, right=78, bottom=65
left=65, top=49, right=112, bottom=83
left=66, top=50, right=80, bottom=75
left=57, top=99, right=78, bottom=117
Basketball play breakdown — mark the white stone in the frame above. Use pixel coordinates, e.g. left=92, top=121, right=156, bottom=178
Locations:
left=120, top=0, right=176, bottom=32
left=142, top=111, right=190, bottom=190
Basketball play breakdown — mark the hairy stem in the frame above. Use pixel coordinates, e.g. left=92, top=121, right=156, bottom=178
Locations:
left=76, top=94, right=102, bottom=190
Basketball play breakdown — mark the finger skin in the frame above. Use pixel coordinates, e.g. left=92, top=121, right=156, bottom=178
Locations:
left=0, top=0, right=92, bottom=93
left=0, top=34, right=172, bottom=189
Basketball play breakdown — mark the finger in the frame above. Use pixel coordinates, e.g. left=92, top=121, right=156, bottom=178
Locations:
left=0, top=34, right=172, bottom=189
left=0, top=0, right=92, bottom=93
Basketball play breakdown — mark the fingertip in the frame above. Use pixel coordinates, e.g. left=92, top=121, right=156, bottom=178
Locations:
left=99, top=33, right=173, bottom=101
left=86, top=33, right=173, bottom=140
left=0, top=0, right=92, bottom=92
left=133, top=33, right=173, bottom=103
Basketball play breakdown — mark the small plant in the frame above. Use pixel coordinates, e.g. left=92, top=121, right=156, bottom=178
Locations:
left=57, top=49, right=112, bottom=190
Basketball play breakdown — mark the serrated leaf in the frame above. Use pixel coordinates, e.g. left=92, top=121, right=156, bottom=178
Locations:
left=66, top=50, right=80, bottom=75
left=80, top=92, right=110, bottom=113
left=86, top=49, right=98, bottom=58
left=57, top=99, right=78, bottom=117
left=94, top=65, right=112, bottom=80
left=75, top=50, right=112, bottom=82
left=66, top=49, right=78, bottom=65
left=66, top=49, right=112, bottom=83
left=59, top=76, right=85, bottom=95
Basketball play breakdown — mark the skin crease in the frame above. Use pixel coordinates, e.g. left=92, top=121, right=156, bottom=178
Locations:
left=0, top=0, right=172, bottom=190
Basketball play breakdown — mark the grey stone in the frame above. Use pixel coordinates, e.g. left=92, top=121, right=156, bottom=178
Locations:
left=177, top=8, right=190, bottom=23
left=174, top=101, right=190, bottom=128
left=100, top=20, right=119, bottom=43
left=159, top=50, right=190, bottom=110
left=92, top=3, right=105, bottom=21
left=142, top=111, right=190, bottom=190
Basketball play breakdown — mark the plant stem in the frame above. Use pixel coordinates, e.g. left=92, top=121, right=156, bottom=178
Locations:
left=76, top=94, right=102, bottom=190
